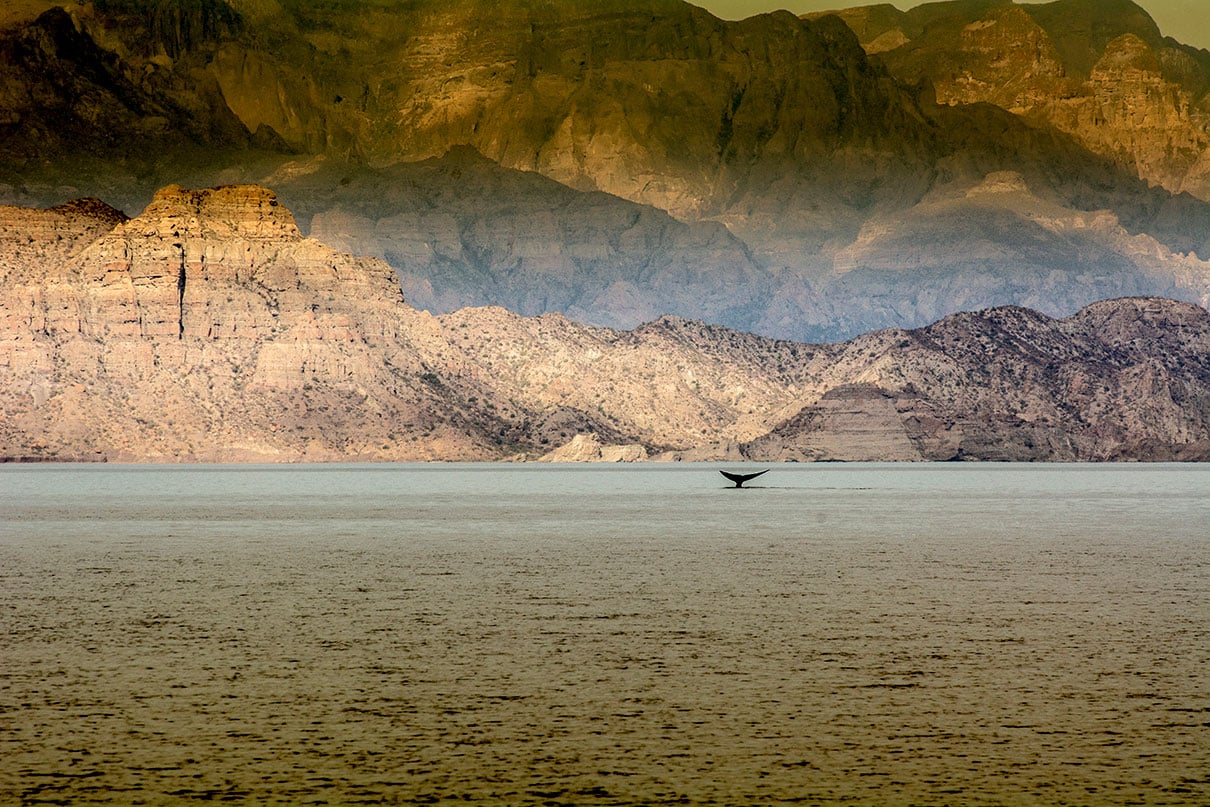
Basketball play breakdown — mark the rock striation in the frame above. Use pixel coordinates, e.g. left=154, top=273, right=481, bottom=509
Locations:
left=814, top=0, right=1210, bottom=201
left=1, top=185, right=499, bottom=461
left=2, top=186, right=1208, bottom=463
left=1, top=1, right=1209, bottom=341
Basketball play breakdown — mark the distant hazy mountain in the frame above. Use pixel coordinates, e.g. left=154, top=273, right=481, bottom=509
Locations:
left=2, top=186, right=1208, bottom=462
left=1, top=0, right=1208, bottom=340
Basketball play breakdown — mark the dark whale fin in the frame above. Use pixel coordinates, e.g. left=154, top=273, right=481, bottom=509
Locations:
left=720, top=469, right=769, bottom=488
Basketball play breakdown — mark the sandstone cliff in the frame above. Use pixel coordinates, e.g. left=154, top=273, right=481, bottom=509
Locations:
left=2, top=1, right=1209, bottom=342
left=0, top=185, right=503, bottom=461
left=2, top=186, right=1208, bottom=462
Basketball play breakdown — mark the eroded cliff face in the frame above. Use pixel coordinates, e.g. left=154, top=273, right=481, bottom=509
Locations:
left=820, top=0, right=1210, bottom=201
left=0, top=185, right=498, bottom=461
left=204, top=1, right=923, bottom=220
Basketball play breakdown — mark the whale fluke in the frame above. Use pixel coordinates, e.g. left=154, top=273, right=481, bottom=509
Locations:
left=720, top=469, right=769, bottom=488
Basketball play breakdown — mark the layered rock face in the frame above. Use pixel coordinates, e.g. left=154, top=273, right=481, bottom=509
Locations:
left=0, top=185, right=500, bottom=461
left=817, top=0, right=1210, bottom=201
left=0, top=197, right=127, bottom=270
left=2, top=1, right=1209, bottom=342
left=2, top=187, right=1208, bottom=463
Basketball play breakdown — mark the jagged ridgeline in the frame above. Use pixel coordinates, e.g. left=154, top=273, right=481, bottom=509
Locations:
left=0, top=0, right=1209, bottom=341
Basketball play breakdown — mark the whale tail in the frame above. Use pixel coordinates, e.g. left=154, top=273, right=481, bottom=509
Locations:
left=720, top=469, right=769, bottom=488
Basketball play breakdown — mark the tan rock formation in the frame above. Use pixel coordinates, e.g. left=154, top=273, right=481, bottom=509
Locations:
left=0, top=186, right=486, bottom=461
left=2, top=187, right=1209, bottom=463
left=822, top=0, right=1210, bottom=201
left=537, top=434, right=649, bottom=463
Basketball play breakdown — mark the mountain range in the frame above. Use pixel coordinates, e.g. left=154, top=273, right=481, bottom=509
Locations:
left=1, top=0, right=1208, bottom=341
left=2, top=185, right=1208, bottom=462
left=2, top=0, right=1210, bottom=463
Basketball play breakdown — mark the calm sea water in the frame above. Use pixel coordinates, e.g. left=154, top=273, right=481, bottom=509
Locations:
left=1, top=463, right=1206, bottom=805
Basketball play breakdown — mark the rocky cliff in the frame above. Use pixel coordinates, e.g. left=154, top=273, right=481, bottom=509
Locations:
left=0, top=184, right=501, bottom=461
left=814, top=0, right=1210, bottom=201
left=3, top=187, right=1208, bottom=462
left=1, top=1, right=1209, bottom=342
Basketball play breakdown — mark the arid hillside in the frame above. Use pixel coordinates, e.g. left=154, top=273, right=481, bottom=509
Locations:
left=3, top=187, right=1208, bottom=462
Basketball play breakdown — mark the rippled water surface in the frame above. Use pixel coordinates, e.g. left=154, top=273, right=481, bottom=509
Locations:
left=1, top=463, right=1207, bottom=805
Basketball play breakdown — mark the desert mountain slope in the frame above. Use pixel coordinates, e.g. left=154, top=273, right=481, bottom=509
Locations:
left=814, top=0, right=1210, bottom=200
left=1, top=1, right=1209, bottom=341
left=2, top=186, right=1208, bottom=463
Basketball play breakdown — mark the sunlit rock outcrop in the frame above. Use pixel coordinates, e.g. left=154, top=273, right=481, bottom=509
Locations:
left=818, top=0, right=1210, bottom=201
